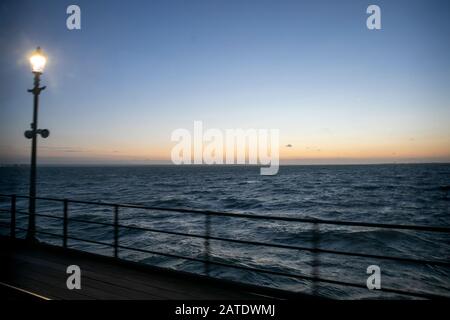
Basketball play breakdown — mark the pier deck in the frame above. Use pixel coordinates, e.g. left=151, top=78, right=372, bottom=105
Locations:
left=0, top=238, right=304, bottom=300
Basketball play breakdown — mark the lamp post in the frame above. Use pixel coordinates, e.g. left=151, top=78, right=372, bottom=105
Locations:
left=25, top=47, right=49, bottom=241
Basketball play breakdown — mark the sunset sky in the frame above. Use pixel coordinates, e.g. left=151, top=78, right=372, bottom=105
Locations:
left=1, top=0, right=449, bottom=165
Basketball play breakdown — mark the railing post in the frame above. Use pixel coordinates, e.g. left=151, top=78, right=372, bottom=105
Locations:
left=311, top=221, right=320, bottom=296
left=63, top=199, right=68, bottom=248
left=10, top=195, right=16, bottom=239
left=204, top=212, right=211, bottom=276
left=113, top=205, right=119, bottom=258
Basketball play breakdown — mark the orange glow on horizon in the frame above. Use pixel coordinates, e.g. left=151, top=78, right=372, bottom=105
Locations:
left=15, top=139, right=448, bottom=163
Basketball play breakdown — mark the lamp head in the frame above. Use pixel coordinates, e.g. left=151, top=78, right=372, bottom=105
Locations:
left=29, top=47, right=47, bottom=73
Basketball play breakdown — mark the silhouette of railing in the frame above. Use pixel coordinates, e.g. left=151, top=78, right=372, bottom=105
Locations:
left=0, top=193, right=449, bottom=299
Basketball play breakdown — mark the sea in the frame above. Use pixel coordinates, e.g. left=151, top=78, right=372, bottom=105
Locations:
left=0, top=164, right=449, bottom=299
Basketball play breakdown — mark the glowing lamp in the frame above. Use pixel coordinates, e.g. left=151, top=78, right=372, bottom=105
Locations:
left=29, top=47, right=47, bottom=73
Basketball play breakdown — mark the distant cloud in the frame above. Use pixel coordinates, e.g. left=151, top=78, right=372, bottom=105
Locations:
left=286, top=144, right=293, bottom=148
left=40, top=146, right=90, bottom=153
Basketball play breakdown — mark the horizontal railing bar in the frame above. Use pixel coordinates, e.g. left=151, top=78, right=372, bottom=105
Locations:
left=119, top=223, right=450, bottom=267
left=7, top=209, right=450, bottom=267
left=16, top=211, right=115, bottom=228
left=117, top=244, right=447, bottom=300
left=65, top=235, right=114, bottom=248
left=10, top=227, right=113, bottom=247
left=118, top=244, right=211, bottom=264
left=15, top=226, right=29, bottom=231
left=14, top=227, right=113, bottom=249
left=34, top=229, right=114, bottom=248
left=60, top=216, right=112, bottom=227
left=2, top=193, right=449, bottom=299
left=5, top=225, right=448, bottom=299
left=9, top=226, right=113, bottom=248
left=17, top=210, right=62, bottom=220
left=1, top=194, right=449, bottom=233
left=33, top=230, right=63, bottom=239
left=4, top=211, right=29, bottom=221
left=9, top=227, right=63, bottom=239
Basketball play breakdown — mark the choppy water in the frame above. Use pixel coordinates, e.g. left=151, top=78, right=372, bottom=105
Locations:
left=0, top=164, right=449, bottom=299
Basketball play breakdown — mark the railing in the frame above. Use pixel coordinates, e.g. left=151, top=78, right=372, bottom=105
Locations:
left=0, top=193, right=449, bottom=299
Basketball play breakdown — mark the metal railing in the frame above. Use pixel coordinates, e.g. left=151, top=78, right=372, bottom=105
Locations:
left=0, top=193, right=449, bottom=299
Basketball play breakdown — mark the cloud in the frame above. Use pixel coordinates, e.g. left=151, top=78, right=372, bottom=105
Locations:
left=39, top=146, right=90, bottom=153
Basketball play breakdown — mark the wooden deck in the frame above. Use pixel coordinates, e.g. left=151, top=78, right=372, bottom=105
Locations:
left=0, top=238, right=309, bottom=300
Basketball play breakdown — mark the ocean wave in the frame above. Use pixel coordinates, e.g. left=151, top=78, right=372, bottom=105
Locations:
left=2, top=164, right=450, bottom=299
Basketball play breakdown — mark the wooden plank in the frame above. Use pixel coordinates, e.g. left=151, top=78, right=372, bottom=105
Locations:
left=8, top=259, right=160, bottom=299
left=11, top=252, right=216, bottom=299
left=10, top=250, right=255, bottom=299
left=1, top=241, right=274, bottom=300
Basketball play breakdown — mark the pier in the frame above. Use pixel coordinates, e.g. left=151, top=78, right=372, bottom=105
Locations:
left=1, top=194, right=449, bottom=300
left=0, top=237, right=303, bottom=300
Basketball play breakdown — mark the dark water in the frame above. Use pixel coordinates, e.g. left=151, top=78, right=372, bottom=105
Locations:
left=1, top=164, right=449, bottom=299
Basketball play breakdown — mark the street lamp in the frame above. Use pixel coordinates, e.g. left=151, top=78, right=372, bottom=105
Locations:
left=25, top=47, right=50, bottom=241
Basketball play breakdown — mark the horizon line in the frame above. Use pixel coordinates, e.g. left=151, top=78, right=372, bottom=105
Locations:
left=2, top=162, right=450, bottom=167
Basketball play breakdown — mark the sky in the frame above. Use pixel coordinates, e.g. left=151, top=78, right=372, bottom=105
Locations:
left=0, top=0, right=449, bottom=165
